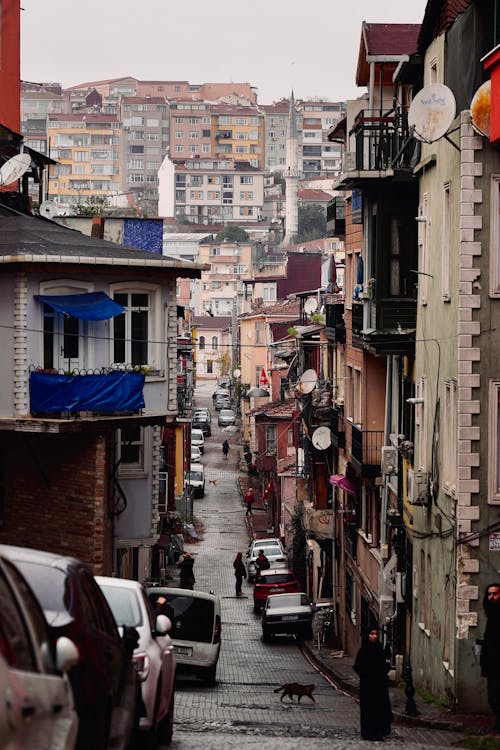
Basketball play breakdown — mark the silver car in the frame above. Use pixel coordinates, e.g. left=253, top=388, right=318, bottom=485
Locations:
left=246, top=538, right=288, bottom=581
left=218, top=408, right=236, bottom=427
left=261, top=592, right=314, bottom=641
left=96, top=577, right=176, bottom=746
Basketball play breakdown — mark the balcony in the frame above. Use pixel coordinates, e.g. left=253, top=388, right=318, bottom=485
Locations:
left=336, top=109, right=417, bottom=189
left=325, top=302, right=345, bottom=344
left=350, top=424, right=384, bottom=476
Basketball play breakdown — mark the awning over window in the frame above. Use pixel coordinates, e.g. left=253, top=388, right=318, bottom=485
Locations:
left=35, top=292, right=125, bottom=321
left=329, top=474, right=356, bottom=495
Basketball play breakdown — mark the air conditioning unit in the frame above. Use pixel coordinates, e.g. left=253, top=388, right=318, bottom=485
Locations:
left=408, top=469, right=429, bottom=506
left=381, top=446, right=398, bottom=475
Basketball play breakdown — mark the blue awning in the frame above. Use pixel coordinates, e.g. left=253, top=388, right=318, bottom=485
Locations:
left=35, top=292, right=125, bottom=321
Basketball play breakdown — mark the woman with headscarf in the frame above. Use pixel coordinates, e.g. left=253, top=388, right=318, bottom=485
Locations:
left=233, top=551, right=247, bottom=596
left=177, top=552, right=195, bottom=589
left=353, top=627, right=393, bottom=741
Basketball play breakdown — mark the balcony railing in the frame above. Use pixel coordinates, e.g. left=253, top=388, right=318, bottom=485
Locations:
left=351, top=425, right=383, bottom=474
left=351, top=109, right=414, bottom=172
left=331, top=406, right=345, bottom=449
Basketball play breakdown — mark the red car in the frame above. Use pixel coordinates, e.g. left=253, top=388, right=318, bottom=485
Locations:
left=253, top=569, right=300, bottom=614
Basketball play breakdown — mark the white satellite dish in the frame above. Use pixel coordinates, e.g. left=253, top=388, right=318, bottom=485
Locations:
left=0, top=152, right=31, bottom=186
left=298, top=368, right=318, bottom=395
left=311, top=426, right=332, bottom=451
left=408, top=84, right=456, bottom=143
left=39, top=200, right=57, bottom=219
left=233, top=368, right=241, bottom=379
left=304, top=297, right=318, bottom=315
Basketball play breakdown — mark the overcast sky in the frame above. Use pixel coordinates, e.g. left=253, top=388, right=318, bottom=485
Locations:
left=21, top=0, right=428, bottom=103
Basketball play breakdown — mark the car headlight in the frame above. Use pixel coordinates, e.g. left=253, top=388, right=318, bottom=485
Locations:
left=133, top=652, right=150, bottom=681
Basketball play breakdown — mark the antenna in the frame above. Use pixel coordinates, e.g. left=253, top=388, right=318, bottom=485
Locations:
left=39, top=200, right=57, bottom=219
left=0, top=153, right=31, bottom=186
left=470, top=80, right=490, bottom=138
left=304, top=297, right=318, bottom=315
left=311, top=426, right=332, bottom=451
left=297, top=368, right=318, bottom=395
left=408, top=84, right=456, bottom=143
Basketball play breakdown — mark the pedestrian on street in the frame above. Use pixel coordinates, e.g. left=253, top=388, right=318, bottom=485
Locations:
left=222, top=439, right=230, bottom=459
left=233, top=551, right=247, bottom=596
left=177, top=551, right=195, bottom=590
left=480, top=582, right=500, bottom=731
left=255, top=549, right=270, bottom=572
left=244, top=487, right=255, bottom=516
left=353, top=627, right=393, bottom=741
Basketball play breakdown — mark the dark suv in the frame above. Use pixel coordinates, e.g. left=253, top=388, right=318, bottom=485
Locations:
left=0, top=545, right=140, bottom=750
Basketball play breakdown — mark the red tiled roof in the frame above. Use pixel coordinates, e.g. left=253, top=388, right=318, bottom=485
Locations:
left=47, top=113, right=118, bottom=122
left=298, top=189, right=332, bottom=202
left=251, top=399, right=297, bottom=418
left=356, top=23, right=421, bottom=86
left=417, top=0, right=473, bottom=52
left=64, top=77, right=137, bottom=91
left=192, top=316, right=231, bottom=330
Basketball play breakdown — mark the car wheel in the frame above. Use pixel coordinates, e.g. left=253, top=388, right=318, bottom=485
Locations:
left=157, top=693, right=174, bottom=745
left=202, top=665, right=217, bottom=686
left=262, top=627, right=271, bottom=642
left=145, top=684, right=162, bottom=750
left=253, top=604, right=261, bottom=615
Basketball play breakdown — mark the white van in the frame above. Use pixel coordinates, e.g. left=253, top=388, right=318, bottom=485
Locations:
left=191, top=428, right=205, bottom=454
left=186, top=463, right=205, bottom=498
left=146, top=587, right=221, bottom=685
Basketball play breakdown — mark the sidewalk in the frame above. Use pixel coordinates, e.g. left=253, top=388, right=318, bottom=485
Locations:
left=237, top=465, right=492, bottom=736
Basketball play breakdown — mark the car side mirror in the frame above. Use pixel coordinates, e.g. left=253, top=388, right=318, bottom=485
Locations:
left=155, top=614, right=171, bottom=635
left=55, top=636, right=79, bottom=673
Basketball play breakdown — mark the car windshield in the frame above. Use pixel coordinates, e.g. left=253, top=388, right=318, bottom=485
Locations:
left=267, top=593, right=308, bottom=608
left=258, top=573, right=295, bottom=585
left=187, top=471, right=203, bottom=482
left=251, top=545, right=282, bottom=558
left=99, top=585, right=143, bottom=628
left=148, top=592, right=214, bottom=643
left=12, top=561, right=72, bottom=626
left=192, top=431, right=203, bottom=440
left=220, top=410, right=234, bottom=417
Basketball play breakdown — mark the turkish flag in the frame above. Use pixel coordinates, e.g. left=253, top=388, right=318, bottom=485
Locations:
left=259, top=367, right=269, bottom=386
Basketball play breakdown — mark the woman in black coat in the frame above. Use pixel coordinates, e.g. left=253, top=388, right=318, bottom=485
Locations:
left=353, top=627, right=393, bottom=741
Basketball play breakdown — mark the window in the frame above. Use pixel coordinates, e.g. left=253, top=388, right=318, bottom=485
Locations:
left=40, top=282, right=90, bottom=370
left=112, top=291, right=150, bottom=366
left=488, top=380, right=500, bottom=503
left=263, top=285, right=276, bottom=302
left=202, top=143, right=210, bottom=153
left=199, top=336, right=205, bottom=350
left=189, top=131, right=198, bottom=139
left=239, top=206, right=253, bottom=216
left=175, top=145, right=184, bottom=153
left=442, top=182, right=451, bottom=301
left=255, top=321, right=265, bottom=344
left=287, top=428, right=294, bottom=446
left=212, top=336, right=218, bottom=349
left=429, top=57, right=439, bottom=84
left=74, top=150, right=88, bottom=162
left=240, top=176, right=253, bottom=184
left=207, top=191, right=220, bottom=200
left=419, top=549, right=426, bottom=627
left=189, top=145, right=199, bottom=153
left=443, top=379, right=457, bottom=496
left=118, top=426, right=145, bottom=473
left=353, top=368, right=361, bottom=426
left=490, top=176, right=500, bottom=296
left=240, top=191, right=253, bottom=200
left=266, top=425, right=277, bottom=455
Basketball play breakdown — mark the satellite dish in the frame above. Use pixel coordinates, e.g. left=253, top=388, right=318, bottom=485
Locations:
left=311, top=426, right=332, bottom=451
left=0, top=152, right=31, bottom=186
left=233, top=368, right=241, bottom=379
left=40, top=200, right=57, bottom=219
left=408, top=84, right=456, bottom=143
left=470, top=80, right=490, bottom=138
left=304, top=297, right=318, bottom=315
left=298, top=368, right=318, bottom=395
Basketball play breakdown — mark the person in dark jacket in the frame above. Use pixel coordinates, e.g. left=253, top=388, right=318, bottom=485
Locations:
left=178, top=552, right=195, bottom=589
left=233, top=551, right=247, bottom=596
left=222, top=439, right=230, bottom=458
left=255, top=549, right=270, bottom=572
left=481, top=582, right=500, bottom=730
left=353, top=627, right=392, bottom=741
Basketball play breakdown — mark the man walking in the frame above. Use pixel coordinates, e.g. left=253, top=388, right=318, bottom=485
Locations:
left=481, top=582, right=500, bottom=731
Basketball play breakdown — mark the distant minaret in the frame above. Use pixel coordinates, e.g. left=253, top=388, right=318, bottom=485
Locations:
left=283, top=91, right=299, bottom=246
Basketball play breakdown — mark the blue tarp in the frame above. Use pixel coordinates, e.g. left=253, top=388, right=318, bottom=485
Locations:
left=30, top=371, right=145, bottom=413
left=35, top=292, right=125, bottom=321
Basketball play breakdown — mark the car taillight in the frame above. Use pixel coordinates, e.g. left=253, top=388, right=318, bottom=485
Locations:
left=133, top=652, right=150, bottom=681
left=213, top=615, right=221, bottom=644
left=275, top=557, right=285, bottom=563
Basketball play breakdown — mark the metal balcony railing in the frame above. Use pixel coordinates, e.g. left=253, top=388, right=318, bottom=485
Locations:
left=351, top=425, right=384, bottom=470
left=351, top=109, right=414, bottom=172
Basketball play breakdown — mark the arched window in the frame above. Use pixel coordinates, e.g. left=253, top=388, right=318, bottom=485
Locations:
left=199, top=336, right=205, bottom=350
left=212, top=336, right=218, bottom=349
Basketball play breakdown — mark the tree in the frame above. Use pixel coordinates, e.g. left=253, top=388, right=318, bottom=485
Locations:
left=298, top=204, right=326, bottom=241
left=215, top=225, right=249, bottom=242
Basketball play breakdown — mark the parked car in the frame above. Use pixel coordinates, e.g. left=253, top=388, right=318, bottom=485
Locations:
left=0, top=545, right=140, bottom=750
left=218, top=377, right=231, bottom=389
left=261, top=592, right=314, bottom=641
left=191, top=428, right=205, bottom=454
left=0, top=552, right=79, bottom=749
left=246, top=538, right=288, bottom=581
left=191, top=445, right=202, bottom=463
left=96, top=576, right=176, bottom=746
left=186, top=463, right=205, bottom=498
left=218, top=408, right=236, bottom=427
left=253, top=569, right=301, bottom=614
left=193, top=407, right=211, bottom=422
left=212, top=387, right=230, bottom=401
left=214, top=395, right=231, bottom=411
left=147, top=587, right=221, bottom=685
left=193, top=410, right=211, bottom=437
